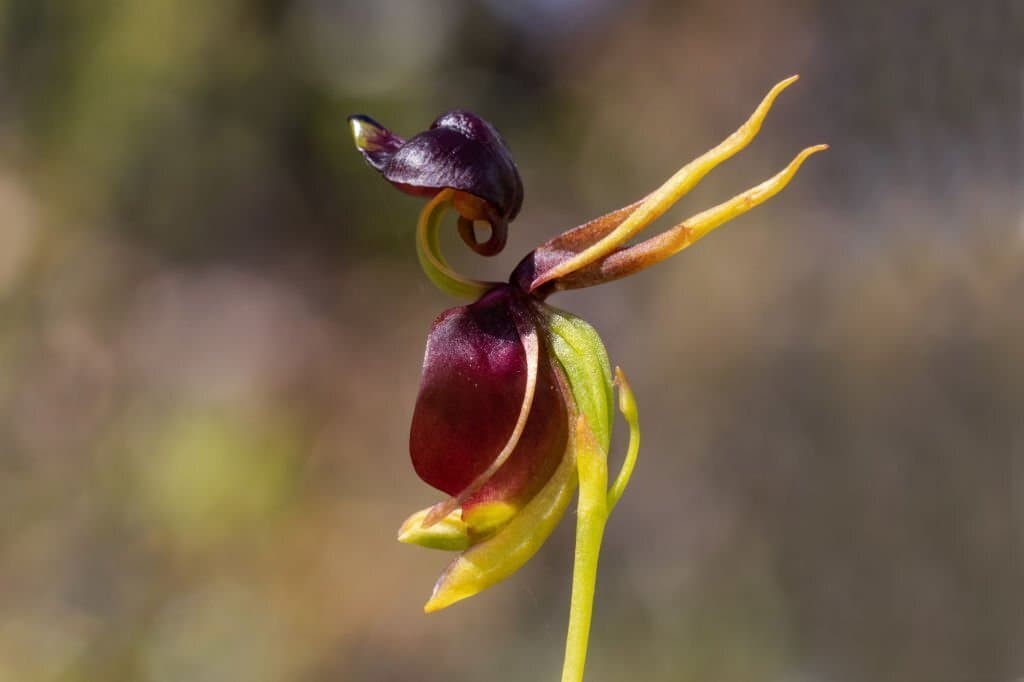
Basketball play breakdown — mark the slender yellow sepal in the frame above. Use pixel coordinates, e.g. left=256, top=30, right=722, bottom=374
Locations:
left=531, top=75, right=801, bottom=291
left=606, top=367, right=640, bottom=512
left=416, top=189, right=495, bottom=300
left=656, top=143, right=829, bottom=257
left=556, top=143, right=829, bottom=287
left=423, top=432, right=579, bottom=613
left=398, top=507, right=472, bottom=551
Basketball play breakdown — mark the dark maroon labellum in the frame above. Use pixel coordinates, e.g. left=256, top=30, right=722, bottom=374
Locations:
left=349, top=111, right=524, bottom=256
left=386, top=111, right=523, bottom=225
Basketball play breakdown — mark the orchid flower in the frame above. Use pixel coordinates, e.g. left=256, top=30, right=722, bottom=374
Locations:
left=350, top=76, right=826, bottom=682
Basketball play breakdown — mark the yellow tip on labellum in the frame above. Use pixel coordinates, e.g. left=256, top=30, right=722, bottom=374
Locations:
left=531, top=75, right=803, bottom=291
left=460, top=500, right=519, bottom=537
left=398, top=507, right=473, bottom=551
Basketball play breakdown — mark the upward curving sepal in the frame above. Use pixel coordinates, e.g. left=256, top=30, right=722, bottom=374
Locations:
left=557, top=144, right=829, bottom=289
left=514, top=76, right=815, bottom=294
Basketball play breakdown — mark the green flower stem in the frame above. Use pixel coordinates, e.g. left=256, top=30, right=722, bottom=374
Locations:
left=561, top=417, right=609, bottom=682
left=560, top=371, right=640, bottom=682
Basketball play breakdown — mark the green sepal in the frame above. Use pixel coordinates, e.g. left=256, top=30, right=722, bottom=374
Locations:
left=539, top=306, right=614, bottom=453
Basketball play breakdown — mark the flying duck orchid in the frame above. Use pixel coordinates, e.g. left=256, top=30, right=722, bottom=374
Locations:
left=350, top=75, right=825, bottom=682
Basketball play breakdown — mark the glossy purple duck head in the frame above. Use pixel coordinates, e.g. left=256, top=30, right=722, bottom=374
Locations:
left=349, top=110, right=523, bottom=256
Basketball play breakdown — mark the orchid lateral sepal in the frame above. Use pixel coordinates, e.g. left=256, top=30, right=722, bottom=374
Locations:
left=555, top=143, right=829, bottom=290
left=526, top=75, right=799, bottom=291
left=514, top=75, right=829, bottom=295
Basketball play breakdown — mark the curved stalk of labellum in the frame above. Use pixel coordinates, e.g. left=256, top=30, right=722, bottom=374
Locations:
left=554, top=143, right=829, bottom=291
left=416, top=189, right=499, bottom=300
left=421, top=300, right=541, bottom=528
left=452, top=190, right=508, bottom=257
left=527, top=75, right=803, bottom=293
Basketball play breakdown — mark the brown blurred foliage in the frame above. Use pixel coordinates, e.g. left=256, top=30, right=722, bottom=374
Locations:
left=0, top=1, right=1020, bottom=681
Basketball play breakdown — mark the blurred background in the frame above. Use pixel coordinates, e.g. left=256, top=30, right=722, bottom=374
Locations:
left=0, top=1, right=1021, bottom=681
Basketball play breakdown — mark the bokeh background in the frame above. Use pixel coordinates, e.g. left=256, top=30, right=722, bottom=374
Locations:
left=1, top=1, right=1021, bottom=681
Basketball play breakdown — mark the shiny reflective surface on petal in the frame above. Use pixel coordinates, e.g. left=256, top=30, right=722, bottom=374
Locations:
left=409, top=285, right=569, bottom=524
left=349, top=110, right=524, bottom=256
left=384, top=111, right=523, bottom=224
left=410, top=286, right=527, bottom=496
left=462, top=330, right=567, bottom=521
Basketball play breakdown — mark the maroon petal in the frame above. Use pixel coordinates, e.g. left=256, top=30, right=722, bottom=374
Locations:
left=409, top=286, right=568, bottom=515
left=462, top=341, right=568, bottom=517
left=410, top=286, right=527, bottom=496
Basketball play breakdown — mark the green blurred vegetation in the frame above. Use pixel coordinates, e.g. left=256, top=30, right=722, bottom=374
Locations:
left=0, top=1, right=1020, bottom=681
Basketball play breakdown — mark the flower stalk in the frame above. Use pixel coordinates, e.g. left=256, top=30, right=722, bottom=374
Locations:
left=561, top=366, right=639, bottom=682
left=563, top=415, right=608, bottom=682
